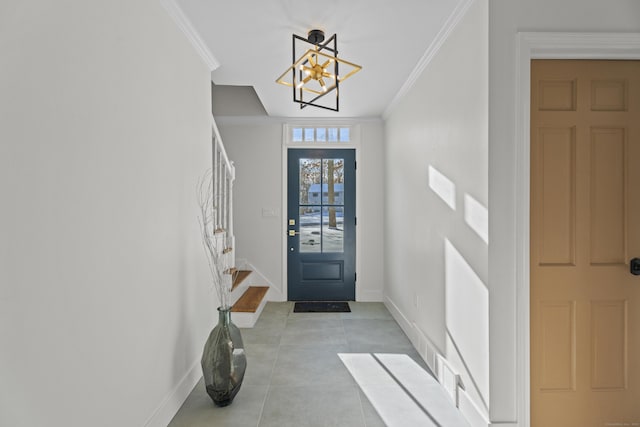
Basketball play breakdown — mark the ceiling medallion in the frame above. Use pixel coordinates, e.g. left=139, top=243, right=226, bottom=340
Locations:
left=276, top=29, right=362, bottom=112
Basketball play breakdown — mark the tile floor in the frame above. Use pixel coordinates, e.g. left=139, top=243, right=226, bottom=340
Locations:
left=168, top=302, right=470, bottom=427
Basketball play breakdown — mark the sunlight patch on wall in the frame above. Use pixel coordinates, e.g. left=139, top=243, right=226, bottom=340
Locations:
left=463, top=194, right=489, bottom=244
left=428, top=165, right=456, bottom=210
left=444, top=238, right=489, bottom=405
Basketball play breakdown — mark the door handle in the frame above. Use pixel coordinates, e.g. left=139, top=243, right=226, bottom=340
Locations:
left=288, top=230, right=300, bottom=236
left=631, top=258, right=640, bottom=276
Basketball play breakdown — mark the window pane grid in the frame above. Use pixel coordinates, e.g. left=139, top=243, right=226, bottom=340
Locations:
left=298, top=156, right=345, bottom=253
left=291, top=127, right=351, bottom=143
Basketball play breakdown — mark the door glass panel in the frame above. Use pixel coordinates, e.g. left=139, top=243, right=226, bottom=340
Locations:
left=299, top=159, right=321, bottom=205
left=300, top=206, right=321, bottom=252
left=323, top=206, right=344, bottom=252
left=322, top=158, right=344, bottom=205
left=298, top=157, right=346, bottom=253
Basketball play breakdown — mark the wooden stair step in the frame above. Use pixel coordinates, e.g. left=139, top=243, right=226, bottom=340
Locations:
left=231, top=286, right=269, bottom=313
left=231, top=269, right=252, bottom=291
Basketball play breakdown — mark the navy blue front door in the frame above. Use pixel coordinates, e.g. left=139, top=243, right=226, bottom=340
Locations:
left=287, top=149, right=356, bottom=301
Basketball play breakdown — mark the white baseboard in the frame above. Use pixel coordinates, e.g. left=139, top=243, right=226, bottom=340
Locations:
left=383, top=296, right=418, bottom=345
left=382, top=296, right=438, bottom=373
left=383, top=294, right=492, bottom=427
left=458, top=387, right=491, bottom=427
left=357, top=289, right=383, bottom=302
left=143, top=359, right=201, bottom=427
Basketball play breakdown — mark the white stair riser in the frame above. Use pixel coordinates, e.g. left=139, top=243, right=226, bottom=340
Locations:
left=231, top=294, right=268, bottom=328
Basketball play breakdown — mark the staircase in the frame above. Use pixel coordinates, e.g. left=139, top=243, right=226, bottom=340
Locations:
left=210, top=117, right=269, bottom=328
left=229, top=270, right=269, bottom=328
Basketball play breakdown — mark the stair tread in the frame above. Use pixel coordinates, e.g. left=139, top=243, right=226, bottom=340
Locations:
left=231, top=286, right=269, bottom=313
left=231, top=270, right=252, bottom=291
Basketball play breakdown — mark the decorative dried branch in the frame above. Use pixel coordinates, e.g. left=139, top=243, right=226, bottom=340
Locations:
left=197, top=169, right=234, bottom=310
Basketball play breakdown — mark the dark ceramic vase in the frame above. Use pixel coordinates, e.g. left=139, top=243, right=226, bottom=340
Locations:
left=201, top=307, right=247, bottom=406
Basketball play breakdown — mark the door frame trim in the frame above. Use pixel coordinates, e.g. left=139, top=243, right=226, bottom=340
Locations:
left=515, top=32, right=640, bottom=427
left=280, top=125, right=362, bottom=302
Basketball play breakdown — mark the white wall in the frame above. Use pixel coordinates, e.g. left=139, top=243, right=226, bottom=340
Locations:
left=217, top=118, right=385, bottom=302
left=384, top=0, right=489, bottom=422
left=0, top=1, right=214, bottom=426
left=488, top=0, right=640, bottom=423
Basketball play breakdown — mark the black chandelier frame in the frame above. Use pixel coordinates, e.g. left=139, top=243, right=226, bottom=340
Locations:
left=290, top=32, right=340, bottom=111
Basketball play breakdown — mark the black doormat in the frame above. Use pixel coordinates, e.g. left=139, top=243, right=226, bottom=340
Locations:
left=293, top=301, right=351, bottom=313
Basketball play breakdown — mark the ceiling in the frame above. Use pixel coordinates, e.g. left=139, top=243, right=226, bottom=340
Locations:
left=176, top=0, right=462, bottom=118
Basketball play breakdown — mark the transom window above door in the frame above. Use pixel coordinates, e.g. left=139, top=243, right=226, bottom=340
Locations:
left=291, top=126, right=351, bottom=143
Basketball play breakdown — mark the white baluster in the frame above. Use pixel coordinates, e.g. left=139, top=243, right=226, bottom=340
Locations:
left=210, top=117, right=235, bottom=267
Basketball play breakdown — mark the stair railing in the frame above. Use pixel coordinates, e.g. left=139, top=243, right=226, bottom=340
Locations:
left=211, top=117, right=235, bottom=269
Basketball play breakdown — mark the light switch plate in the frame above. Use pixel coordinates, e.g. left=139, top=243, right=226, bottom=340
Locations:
left=262, top=208, right=279, bottom=218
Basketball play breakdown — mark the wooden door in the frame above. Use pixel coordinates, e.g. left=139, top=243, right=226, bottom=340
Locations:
left=531, top=60, right=640, bottom=427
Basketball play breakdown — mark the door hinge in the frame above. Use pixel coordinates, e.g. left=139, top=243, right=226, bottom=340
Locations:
left=355, top=216, right=357, bottom=226
left=355, top=161, right=357, bottom=170
left=355, top=272, right=357, bottom=282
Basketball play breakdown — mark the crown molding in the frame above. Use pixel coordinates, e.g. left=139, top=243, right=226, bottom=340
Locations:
left=160, top=0, right=220, bottom=71
left=382, top=0, right=475, bottom=119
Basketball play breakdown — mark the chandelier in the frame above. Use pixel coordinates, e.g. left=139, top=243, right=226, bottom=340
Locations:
left=276, top=29, right=362, bottom=112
